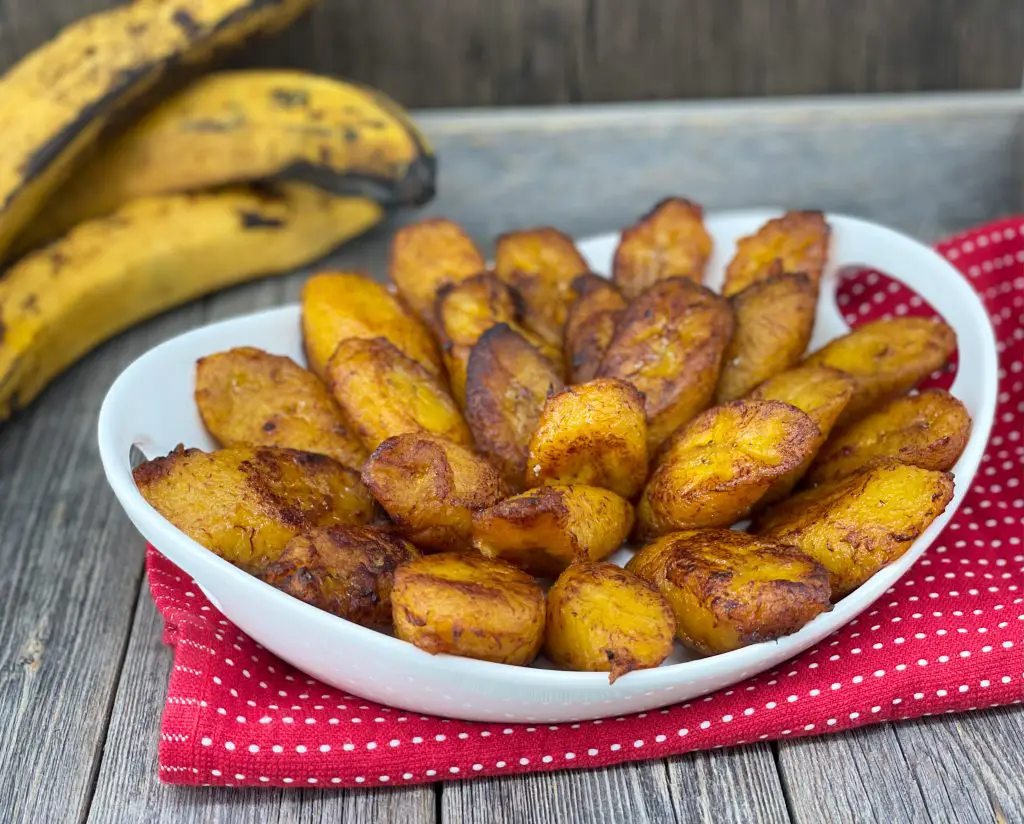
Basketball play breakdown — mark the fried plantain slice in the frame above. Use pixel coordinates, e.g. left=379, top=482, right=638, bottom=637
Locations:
left=626, top=528, right=831, bottom=655
left=723, top=210, right=830, bottom=297
left=472, top=484, right=634, bottom=578
left=563, top=273, right=627, bottom=384
left=598, top=277, right=734, bottom=452
left=392, top=552, right=545, bottom=665
left=747, top=364, right=858, bottom=503
left=388, top=217, right=486, bottom=323
left=545, top=561, right=676, bottom=682
left=755, top=460, right=954, bottom=597
left=361, top=432, right=506, bottom=553
left=464, top=324, right=564, bottom=491
left=803, top=316, right=957, bottom=427
left=807, top=388, right=971, bottom=486
left=637, top=399, right=819, bottom=538
left=301, top=271, right=443, bottom=379
left=436, top=272, right=562, bottom=405
left=715, top=272, right=818, bottom=403
left=133, top=445, right=376, bottom=573
left=262, top=525, right=419, bottom=627
left=612, top=197, right=713, bottom=299
left=526, top=378, right=648, bottom=499
left=327, top=337, right=472, bottom=451
left=494, top=227, right=589, bottom=351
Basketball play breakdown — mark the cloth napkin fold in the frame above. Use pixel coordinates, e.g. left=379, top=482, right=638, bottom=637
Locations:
left=151, top=217, right=1024, bottom=788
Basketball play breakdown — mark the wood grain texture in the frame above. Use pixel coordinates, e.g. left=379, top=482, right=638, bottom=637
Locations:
left=441, top=761, right=677, bottom=824
left=777, top=709, right=1024, bottom=823
left=777, top=725, right=936, bottom=823
left=891, top=707, right=1024, bottom=824
left=666, top=745, right=791, bottom=824
left=0, top=301, right=205, bottom=824
left=0, top=0, right=1021, bottom=107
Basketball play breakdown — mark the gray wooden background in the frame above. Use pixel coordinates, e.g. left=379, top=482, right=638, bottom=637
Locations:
left=0, top=0, right=1021, bottom=107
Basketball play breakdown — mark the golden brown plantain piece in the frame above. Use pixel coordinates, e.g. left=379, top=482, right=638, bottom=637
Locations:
left=435, top=272, right=562, bottom=405
left=715, top=272, right=818, bottom=403
left=626, top=529, right=831, bottom=655
left=327, top=337, right=472, bottom=452
left=464, top=324, right=564, bottom=491
left=194, top=346, right=367, bottom=470
left=388, top=218, right=486, bottom=324
left=637, top=400, right=819, bottom=538
left=803, top=317, right=957, bottom=426
left=301, top=271, right=443, bottom=379
left=723, top=210, right=830, bottom=297
left=361, top=432, right=507, bottom=553
left=494, top=227, right=589, bottom=352
left=612, top=197, right=714, bottom=299
left=807, top=388, right=971, bottom=486
left=544, top=562, right=676, bottom=682
left=133, top=445, right=376, bottom=574
left=747, top=365, right=858, bottom=503
left=391, top=552, right=545, bottom=665
left=261, top=525, right=419, bottom=627
left=473, top=485, right=634, bottom=578
left=525, top=378, right=649, bottom=499
left=563, top=274, right=627, bottom=384
left=755, top=460, right=955, bottom=597
left=598, top=277, right=734, bottom=452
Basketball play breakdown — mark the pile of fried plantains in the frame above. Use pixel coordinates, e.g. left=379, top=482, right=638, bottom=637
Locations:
left=135, top=200, right=970, bottom=682
left=0, top=0, right=437, bottom=420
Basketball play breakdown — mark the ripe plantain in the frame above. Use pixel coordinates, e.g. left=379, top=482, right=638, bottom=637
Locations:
left=0, top=183, right=382, bottom=420
left=15, top=69, right=435, bottom=257
left=0, top=0, right=315, bottom=260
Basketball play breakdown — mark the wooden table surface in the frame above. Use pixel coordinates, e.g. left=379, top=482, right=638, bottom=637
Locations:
left=1, top=94, right=1022, bottom=823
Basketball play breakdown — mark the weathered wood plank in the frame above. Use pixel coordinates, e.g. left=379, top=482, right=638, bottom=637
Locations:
left=441, top=761, right=678, bottom=824
left=776, top=725, right=935, bottom=824
left=665, top=745, right=791, bottom=824
left=891, top=707, right=1024, bottom=824
left=775, top=708, right=1024, bottom=824
left=0, top=303, right=206, bottom=824
left=85, top=594, right=436, bottom=824
left=1, top=0, right=1022, bottom=107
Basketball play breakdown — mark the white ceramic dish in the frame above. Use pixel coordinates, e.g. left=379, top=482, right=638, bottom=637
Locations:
left=98, top=210, right=998, bottom=723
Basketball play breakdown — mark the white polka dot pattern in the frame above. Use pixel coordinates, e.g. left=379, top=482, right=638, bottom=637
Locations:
left=151, top=218, right=1024, bottom=789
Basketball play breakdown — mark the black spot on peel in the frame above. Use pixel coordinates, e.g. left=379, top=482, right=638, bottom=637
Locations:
left=49, top=250, right=67, bottom=272
left=343, top=127, right=359, bottom=144
left=239, top=211, right=286, bottom=230
left=171, top=9, right=202, bottom=40
left=270, top=88, right=309, bottom=107
left=262, top=420, right=277, bottom=432
left=21, top=294, right=37, bottom=313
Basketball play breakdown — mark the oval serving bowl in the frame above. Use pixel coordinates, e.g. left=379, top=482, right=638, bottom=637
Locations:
left=98, top=210, right=998, bottom=723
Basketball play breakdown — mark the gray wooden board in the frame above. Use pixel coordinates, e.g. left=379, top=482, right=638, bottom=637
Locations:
left=1, top=0, right=1022, bottom=106
left=0, top=299, right=209, bottom=823
left=0, top=95, right=1022, bottom=823
left=776, top=707, right=1024, bottom=824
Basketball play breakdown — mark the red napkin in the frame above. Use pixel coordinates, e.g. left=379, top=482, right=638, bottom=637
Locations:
left=151, top=217, right=1023, bottom=788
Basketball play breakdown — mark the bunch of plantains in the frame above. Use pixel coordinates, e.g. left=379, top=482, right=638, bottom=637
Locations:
left=0, top=0, right=436, bottom=420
